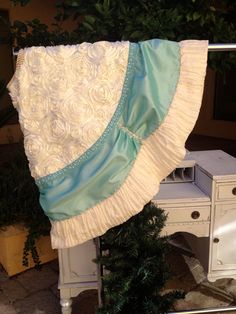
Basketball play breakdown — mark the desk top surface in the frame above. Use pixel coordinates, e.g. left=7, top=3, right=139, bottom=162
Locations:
left=186, top=150, right=236, bottom=179
left=153, top=182, right=210, bottom=205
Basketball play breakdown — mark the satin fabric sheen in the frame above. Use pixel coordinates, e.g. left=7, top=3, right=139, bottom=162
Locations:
left=37, top=39, right=180, bottom=221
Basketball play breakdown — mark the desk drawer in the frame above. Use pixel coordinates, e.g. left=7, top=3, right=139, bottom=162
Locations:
left=165, top=206, right=210, bottom=224
left=216, top=183, right=236, bottom=201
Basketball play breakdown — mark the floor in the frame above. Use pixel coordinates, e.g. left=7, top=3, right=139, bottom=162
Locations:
left=1, top=239, right=236, bottom=314
left=0, top=258, right=98, bottom=314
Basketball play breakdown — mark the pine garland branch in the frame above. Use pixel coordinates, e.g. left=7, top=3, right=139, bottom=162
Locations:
left=96, top=202, right=185, bottom=314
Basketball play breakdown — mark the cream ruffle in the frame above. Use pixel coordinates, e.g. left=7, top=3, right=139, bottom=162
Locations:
left=50, top=40, right=208, bottom=249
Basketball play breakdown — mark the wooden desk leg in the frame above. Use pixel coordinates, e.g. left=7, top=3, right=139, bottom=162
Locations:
left=60, top=298, right=72, bottom=314
left=94, top=237, right=102, bottom=307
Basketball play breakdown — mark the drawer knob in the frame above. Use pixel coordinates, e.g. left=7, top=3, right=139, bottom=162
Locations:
left=232, top=187, right=236, bottom=196
left=213, top=238, right=220, bottom=243
left=191, top=211, right=200, bottom=219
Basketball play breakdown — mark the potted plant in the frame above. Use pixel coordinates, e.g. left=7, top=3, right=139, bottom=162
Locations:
left=0, top=144, right=57, bottom=276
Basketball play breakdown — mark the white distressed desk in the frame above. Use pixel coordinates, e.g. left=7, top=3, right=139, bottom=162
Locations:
left=58, top=150, right=236, bottom=313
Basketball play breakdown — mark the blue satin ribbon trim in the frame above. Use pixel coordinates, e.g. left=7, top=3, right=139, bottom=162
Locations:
left=36, top=39, right=180, bottom=221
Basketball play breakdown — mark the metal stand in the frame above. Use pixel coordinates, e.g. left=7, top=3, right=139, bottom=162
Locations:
left=169, top=305, right=236, bottom=313
left=208, top=43, right=236, bottom=51
left=13, top=43, right=236, bottom=56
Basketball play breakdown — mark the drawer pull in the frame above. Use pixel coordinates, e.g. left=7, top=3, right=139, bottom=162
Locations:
left=213, top=238, right=220, bottom=243
left=232, top=187, right=236, bottom=196
left=191, top=211, right=200, bottom=219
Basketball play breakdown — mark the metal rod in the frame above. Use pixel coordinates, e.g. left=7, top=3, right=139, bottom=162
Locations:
left=208, top=43, right=236, bottom=51
left=168, top=305, right=236, bottom=314
left=12, top=43, right=236, bottom=56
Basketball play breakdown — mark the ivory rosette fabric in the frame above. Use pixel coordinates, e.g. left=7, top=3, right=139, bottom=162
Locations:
left=8, top=39, right=208, bottom=249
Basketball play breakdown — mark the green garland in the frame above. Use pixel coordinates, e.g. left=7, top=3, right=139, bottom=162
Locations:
left=97, top=202, right=184, bottom=314
left=9, top=0, right=236, bottom=71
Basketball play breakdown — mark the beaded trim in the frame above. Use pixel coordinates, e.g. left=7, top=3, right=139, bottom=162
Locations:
left=118, top=124, right=143, bottom=142
left=36, top=43, right=138, bottom=187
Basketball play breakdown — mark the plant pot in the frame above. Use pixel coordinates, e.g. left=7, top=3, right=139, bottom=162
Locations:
left=0, top=224, right=57, bottom=276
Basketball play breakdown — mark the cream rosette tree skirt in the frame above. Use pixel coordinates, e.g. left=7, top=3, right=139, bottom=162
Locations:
left=8, top=39, right=208, bottom=249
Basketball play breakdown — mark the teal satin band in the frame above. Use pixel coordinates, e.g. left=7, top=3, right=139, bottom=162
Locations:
left=120, top=39, right=180, bottom=138
left=36, top=39, right=180, bottom=221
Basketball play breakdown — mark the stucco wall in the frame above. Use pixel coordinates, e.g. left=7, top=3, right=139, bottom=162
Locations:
left=0, top=0, right=74, bottom=31
left=0, top=0, right=76, bottom=145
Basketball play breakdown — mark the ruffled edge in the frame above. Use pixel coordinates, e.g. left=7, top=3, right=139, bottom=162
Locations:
left=7, top=50, right=25, bottom=108
left=50, top=40, right=208, bottom=249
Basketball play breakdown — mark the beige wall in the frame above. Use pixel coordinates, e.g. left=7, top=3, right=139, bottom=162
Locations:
left=0, top=0, right=75, bottom=31
left=0, top=0, right=56, bottom=26
left=193, top=69, right=236, bottom=140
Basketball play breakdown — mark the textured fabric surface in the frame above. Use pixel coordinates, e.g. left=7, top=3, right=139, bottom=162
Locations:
left=8, top=39, right=208, bottom=248
left=8, top=41, right=129, bottom=179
